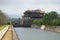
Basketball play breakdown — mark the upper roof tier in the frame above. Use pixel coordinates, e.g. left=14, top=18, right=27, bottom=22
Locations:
left=23, top=10, right=45, bottom=18
left=24, top=10, right=45, bottom=14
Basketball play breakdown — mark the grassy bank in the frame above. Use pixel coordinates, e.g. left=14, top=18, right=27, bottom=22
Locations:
left=0, top=25, right=7, bottom=30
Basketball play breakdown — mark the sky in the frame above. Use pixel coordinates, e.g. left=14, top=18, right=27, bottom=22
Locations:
left=0, top=0, right=60, bottom=18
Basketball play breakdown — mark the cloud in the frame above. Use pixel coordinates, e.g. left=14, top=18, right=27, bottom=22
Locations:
left=0, top=0, right=60, bottom=18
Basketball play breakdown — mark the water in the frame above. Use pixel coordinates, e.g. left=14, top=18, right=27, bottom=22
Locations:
left=15, top=27, right=60, bottom=40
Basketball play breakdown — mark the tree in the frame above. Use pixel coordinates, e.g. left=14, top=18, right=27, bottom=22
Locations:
left=0, top=10, right=8, bottom=25
left=51, top=19, right=60, bottom=26
left=43, top=11, right=58, bottom=20
left=43, top=11, right=58, bottom=25
left=47, top=11, right=58, bottom=20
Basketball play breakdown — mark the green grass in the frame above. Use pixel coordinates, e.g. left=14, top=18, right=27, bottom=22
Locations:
left=0, top=25, right=7, bottom=30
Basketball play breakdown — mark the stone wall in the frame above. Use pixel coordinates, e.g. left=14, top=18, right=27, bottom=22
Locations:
left=31, top=24, right=40, bottom=29
left=45, top=26, right=60, bottom=32
left=31, top=24, right=60, bottom=33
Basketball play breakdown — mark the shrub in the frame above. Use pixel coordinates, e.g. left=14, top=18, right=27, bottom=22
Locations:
left=33, top=19, right=42, bottom=26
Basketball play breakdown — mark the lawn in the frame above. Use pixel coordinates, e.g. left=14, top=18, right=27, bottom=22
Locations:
left=0, top=25, right=7, bottom=30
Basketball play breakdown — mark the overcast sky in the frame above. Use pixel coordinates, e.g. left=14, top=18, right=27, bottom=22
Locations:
left=0, top=0, right=60, bottom=18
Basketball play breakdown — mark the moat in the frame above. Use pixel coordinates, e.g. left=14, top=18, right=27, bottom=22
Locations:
left=15, top=27, right=60, bottom=40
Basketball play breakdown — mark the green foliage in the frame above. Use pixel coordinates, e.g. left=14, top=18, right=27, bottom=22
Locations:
left=11, top=18, right=21, bottom=26
left=43, top=11, right=59, bottom=26
left=48, top=11, right=58, bottom=20
left=43, top=11, right=58, bottom=21
left=11, top=20, right=17, bottom=25
left=51, top=19, right=60, bottom=26
left=0, top=25, right=7, bottom=30
left=33, top=19, right=42, bottom=26
left=33, top=11, right=60, bottom=26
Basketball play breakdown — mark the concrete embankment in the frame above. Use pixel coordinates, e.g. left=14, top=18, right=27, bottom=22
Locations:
left=31, top=24, right=60, bottom=33
left=45, top=26, right=60, bottom=33
left=12, top=26, right=19, bottom=40
left=0, top=25, right=19, bottom=40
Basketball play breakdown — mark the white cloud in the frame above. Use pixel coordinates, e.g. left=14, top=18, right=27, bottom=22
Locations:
left=0, top=0, right=60, bottom=18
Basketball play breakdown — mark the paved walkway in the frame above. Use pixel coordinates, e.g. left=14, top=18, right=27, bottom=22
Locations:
left=1, top=26, right=12, bottom=40
left=0, top=25, right=9, bottom=40
left=0, top=25, right=19, bottom=40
